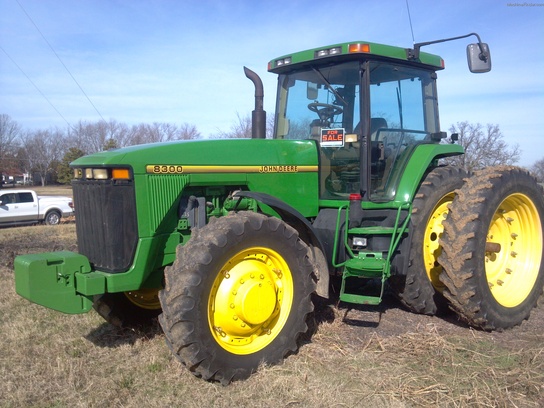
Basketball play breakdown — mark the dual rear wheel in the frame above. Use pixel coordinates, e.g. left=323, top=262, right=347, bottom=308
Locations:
left=438, top=166, right=544, bottom=329
left=394, top=165, right=544, bottom=330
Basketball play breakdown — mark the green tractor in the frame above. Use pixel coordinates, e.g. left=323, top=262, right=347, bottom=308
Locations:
left=14, top=33, right=544, bottom=384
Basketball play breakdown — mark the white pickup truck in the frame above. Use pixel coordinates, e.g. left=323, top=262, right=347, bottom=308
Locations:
left=0, top=189, right=74, bottom=227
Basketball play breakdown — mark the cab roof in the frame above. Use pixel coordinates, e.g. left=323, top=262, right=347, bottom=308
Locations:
left=268, top=41, right=444, bottom=74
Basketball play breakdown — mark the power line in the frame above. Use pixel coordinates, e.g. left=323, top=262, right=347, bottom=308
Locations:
left=15, top=0, right=106, bottom=122
left=0, top=45, right=73, bottom=128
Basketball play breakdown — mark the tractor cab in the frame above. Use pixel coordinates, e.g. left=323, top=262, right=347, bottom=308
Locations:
left=269, top=42, right=444, bottom=202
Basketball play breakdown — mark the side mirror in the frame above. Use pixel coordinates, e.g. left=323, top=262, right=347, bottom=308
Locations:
left=307, top=82, right=318, bottom=100
left=467, top=43, right=491, bottom=73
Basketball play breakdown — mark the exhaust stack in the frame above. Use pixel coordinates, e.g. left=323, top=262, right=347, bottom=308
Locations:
left=244, top=66, right=266, bottom=139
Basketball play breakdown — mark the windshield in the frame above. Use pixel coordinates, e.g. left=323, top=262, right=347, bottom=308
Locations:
left=274, top=61, right=361, bottom=141
left=274, top=60, right=439, bottom=201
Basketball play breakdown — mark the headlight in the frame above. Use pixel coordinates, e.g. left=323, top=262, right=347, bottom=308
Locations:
left=72, top=167, right=131, bottom=181
left=93, top=169, right=108, bottom=179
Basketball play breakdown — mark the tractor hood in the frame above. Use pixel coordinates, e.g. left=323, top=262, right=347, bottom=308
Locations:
left=70, top=138, right=319, bottom=174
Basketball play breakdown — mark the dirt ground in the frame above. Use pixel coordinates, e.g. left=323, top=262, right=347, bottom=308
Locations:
left=312, top=275, right=544, bottom=371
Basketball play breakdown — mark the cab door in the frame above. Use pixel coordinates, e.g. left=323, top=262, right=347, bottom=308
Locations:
left=15, top=192, right=38, bottom=221
left=0, top=193, right=18, bottom=223
left=0, top=192, right=38, bottom=223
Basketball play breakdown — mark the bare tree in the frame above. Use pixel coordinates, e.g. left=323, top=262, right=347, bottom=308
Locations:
left=20, top=129, right=66, bottom=186
left=530, top=157, right=544, bottom=183
left=0, top=114, right=21, bottom=185
left=179, top=122, right=201, bottom=140
left=68, top=119, right=133, bottom=153
left=6, top=118, right=202, bottom=186
left=212, top=112, right=276, bottom=139
left=104, top=120, right=131, bottom=148
left=146, top=123, right=179, bottom=143
left=213, top=113, right=252, bottom=139
left=124, top=122, right=201, bottom=145
left=69, top=120, right=107, bottom=154
left=266, top=113, right=276, bottom=139
left=284, top=118, right=313, bottom=140
left=444, top=121, right=520, bottom=172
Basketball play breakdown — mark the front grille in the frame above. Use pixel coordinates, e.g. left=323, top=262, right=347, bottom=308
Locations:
left=72, top=180, right=138, bottom=272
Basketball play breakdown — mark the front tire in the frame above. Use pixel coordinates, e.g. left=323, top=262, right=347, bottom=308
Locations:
left=439, top=166, right=544, bottom=330
left=159, top=212, right=316, bottom=384
left=93, top=289, right=162, bottom=327
left=390, top=166, right=467, bottom=315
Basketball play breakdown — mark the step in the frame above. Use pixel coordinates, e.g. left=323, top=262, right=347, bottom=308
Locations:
left=339, top=292, right=382, bottom=305
left=341, top=254, right=387, bottom=305
left=344, top=255, right=386, bottom=277
left=348, top=226, right=400, bottom=235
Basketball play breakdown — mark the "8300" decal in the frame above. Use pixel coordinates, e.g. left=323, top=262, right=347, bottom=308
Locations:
left=146, top=165, right=184, bottom=174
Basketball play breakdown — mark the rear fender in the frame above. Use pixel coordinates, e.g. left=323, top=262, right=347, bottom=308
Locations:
left=395, top=143, right=464, bottom=203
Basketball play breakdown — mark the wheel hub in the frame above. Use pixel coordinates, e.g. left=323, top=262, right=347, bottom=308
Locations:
left=233, top=264, right=277, bottom=325
left=485, top=193, right=542, bottom=307
left=124, top=288, right=161, bottom=310
left=208, top=247, right=293, bottom=354
left=423, top=194, right=454, bottom=290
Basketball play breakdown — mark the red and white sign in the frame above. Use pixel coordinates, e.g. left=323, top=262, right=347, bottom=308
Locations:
left=320, top=128, right=345, bottom=147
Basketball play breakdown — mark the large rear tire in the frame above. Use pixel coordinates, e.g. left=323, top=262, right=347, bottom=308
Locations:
left=390, top=166, right=467, bottom=315
left=159, top=211, right=316, bottom=384
left=439, top=166, right=544, bottom=330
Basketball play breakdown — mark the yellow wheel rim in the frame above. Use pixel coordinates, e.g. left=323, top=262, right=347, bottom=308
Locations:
left=485, top=193, right=542, bottom=307
left=423, top=192, right=455, bottom=290
left=208, top=247, right=294, bottom=355
left=124, top=288, right=161, bottom=310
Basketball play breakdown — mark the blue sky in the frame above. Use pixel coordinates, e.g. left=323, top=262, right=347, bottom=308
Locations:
left=1, top=0, right=542, bottom=166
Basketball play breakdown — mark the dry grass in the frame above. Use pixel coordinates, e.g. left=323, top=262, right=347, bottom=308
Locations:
left=1, top=223, right=543, bottom=407
left=32, top=185, right=73, bottom=197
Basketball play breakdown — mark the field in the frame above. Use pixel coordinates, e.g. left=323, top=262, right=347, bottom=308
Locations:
left=1, top=187, right=543, bottom=407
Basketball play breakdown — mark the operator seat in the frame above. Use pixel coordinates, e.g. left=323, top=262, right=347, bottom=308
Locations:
left=370, top=117, right=388, bottom=141
left=352, top=117, right=388, bottom=141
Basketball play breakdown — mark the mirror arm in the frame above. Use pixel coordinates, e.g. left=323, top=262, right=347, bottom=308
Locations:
left=409, top=32, right=488, bottom=62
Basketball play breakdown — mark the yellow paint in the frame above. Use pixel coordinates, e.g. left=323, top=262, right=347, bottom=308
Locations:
left=485, top=193, right=542, bottom=307
left=208, top=247, right=294, bottom=355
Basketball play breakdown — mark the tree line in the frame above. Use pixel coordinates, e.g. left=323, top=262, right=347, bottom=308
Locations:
left=0, top=114, right=202, bottom=186
left=1, top=112, right=543, bottom=187
left=444, top=121, right=543, bottom=182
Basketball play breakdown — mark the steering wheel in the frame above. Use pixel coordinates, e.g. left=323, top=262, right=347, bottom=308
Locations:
left=308, top=102, right=343, bottom=122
